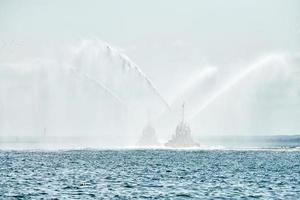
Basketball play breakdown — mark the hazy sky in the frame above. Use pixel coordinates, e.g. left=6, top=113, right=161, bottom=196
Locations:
left=1, top=1, right=299, bottom=53
left=1, top=0, right=299, bottom=81
left=0, top=0, right=300, bottom=137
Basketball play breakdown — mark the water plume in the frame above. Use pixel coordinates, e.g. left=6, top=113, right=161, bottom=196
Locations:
left=73, top=39, right=170, bottom=110
left=189, top=54, right=288, bottom=120
left=0, top=38, right=171, bottom=147
left=169, top=67, right=217, bottom=106
left=70, top=68, right=125, bottom=106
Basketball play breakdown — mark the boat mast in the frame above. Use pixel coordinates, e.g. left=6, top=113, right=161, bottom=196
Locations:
left=182, top=103, right=185, bottom=122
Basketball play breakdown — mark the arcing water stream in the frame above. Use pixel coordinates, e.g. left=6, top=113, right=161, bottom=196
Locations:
left=189, top=54, right=289, bottom=120
left=0, top=37, right=299, bottom=148
left=72, top=39, right=170, bottom=110
left=0, top=39, right=169, bottom=147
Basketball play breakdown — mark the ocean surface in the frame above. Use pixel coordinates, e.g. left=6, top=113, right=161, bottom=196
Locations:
left=1, top=149, right=300, bottom=199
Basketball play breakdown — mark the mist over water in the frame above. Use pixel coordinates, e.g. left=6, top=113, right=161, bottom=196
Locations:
left=0, top=39, right=170, bottom=148
left=190, top=54, right=290, bottom=119
left=191, top=53, right=300, bottom=139
left=1, top=1, right=300, bottom=200
left=0, top=37, right=300, bottom=148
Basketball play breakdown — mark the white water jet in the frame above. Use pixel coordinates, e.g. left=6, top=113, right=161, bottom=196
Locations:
left=70, top=68, right=125, bottom=106
left=0, top=39, right=170, bottom=147
left=169, top=67, right=217, bottom=107
left=189, top=54, right=288, bottom=120
left=73, top=39, right=170, bottom=110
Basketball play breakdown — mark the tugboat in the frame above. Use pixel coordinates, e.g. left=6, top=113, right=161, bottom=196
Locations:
left=165, top=103, right=199, bottom=148
left=137, top=124, right=159, bottom=147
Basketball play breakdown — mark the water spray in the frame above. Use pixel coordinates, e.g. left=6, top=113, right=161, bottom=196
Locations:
left=96, top=39, right=171, bottom=110
left=189, top=54, right=287, bottom=120
left=70, top=68, right=126, bottom=106
left=169, top=67, right=218, bottom=106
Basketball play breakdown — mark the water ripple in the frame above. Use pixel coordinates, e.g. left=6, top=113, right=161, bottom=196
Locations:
left=0, top=150, right=299, bottom=199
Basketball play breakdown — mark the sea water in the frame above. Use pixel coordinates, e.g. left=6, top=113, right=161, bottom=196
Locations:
left=1, top=150, right=299, bottom=199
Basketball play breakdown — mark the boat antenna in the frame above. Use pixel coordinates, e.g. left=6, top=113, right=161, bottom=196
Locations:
left=182, top=102, right=185, bottom=122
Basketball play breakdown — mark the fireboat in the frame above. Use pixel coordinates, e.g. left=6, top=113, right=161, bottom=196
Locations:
left=137, top=124, right=159, bottom=147
left=165, top=103, right=199, bottom=148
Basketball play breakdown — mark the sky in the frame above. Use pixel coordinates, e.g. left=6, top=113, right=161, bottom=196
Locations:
left=0, top=0, right=300, bottom=142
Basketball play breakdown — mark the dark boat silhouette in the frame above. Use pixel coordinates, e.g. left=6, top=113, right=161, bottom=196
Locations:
left=165, top=103, right=199, bottom=148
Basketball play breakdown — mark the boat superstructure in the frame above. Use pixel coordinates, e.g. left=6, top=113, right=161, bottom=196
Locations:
left=165, top=103, right=199, bottom=148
